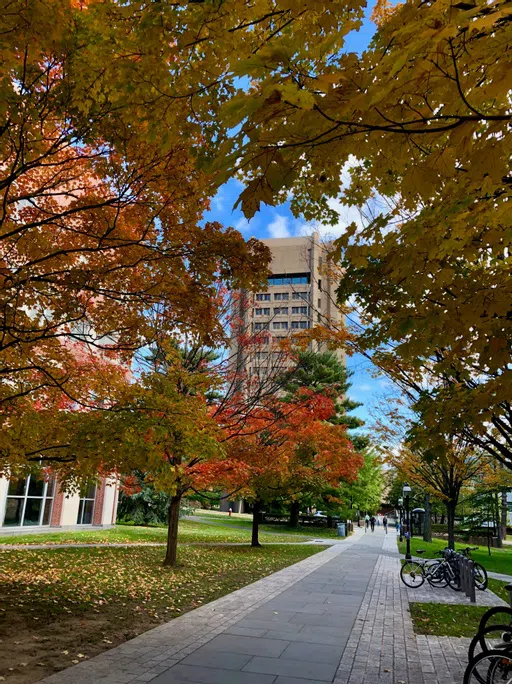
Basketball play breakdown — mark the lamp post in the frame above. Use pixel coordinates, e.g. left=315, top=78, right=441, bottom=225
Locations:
left=403, top=483, right=412, bottom=560
left=398, top=497, right=403, bottom=543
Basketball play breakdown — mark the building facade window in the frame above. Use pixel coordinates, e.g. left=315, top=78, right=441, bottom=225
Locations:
left=254, top=322, right=269, bottom=331
left=274, top=293, right=289, bottom=301
left=291, top=320, right=308, bottom=329
left=292, top=292, right=308, bottom=300
left=272, top=321, right=289, bottom=330
left=3, top=476, right=55, bottom=527
left=273, top=307, right=288, bottom=315
left=292, top=306, right=308, bottom=315
left=255, top=293, right=271, bottom=301
left=268, top=274, right=310, bottom=286
left=255, top=308, right=270, bottom=315
left=77, top=483, right=96, bottom=525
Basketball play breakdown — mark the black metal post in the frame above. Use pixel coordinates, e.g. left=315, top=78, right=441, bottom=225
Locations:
left=405, top=494, right=412, bottom=560
left=399, top=506, right=403, bottom=542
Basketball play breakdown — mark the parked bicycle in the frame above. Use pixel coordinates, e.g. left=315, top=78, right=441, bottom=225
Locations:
left=400, top=547, right=488, bottom=593
left=461, top=546, right=488, bottom=591
left=400, top=550, right=446, bottom=588
left=464, top=584, right=512, bottom=684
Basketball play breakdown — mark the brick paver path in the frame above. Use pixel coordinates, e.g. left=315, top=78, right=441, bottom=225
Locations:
left=40, top=527, right=506, bottom=684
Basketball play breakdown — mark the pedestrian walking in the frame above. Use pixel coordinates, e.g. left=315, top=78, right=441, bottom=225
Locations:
left=364, top=514, right=370, bottom=531
left=383, top=516, right=388, bottom=534
left=377, top=516, right=381, bottom=527
left=370, top=515, right=376, bottom=532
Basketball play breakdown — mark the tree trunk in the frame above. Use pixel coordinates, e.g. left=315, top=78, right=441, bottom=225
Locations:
left=502, top=491, right=508, bottom=541
left=423, top=493, right=432, bottom=543
left=446, top=501, right=456, bottom=550
left=289, top=500, right=300, bottom=528
left=326, top=515, right=333, bottom=529
left=252, top=499, right=262, bottom=547
left=440, top=513, right=445, bottom=525
left=163, top=494, right=181, bottom=567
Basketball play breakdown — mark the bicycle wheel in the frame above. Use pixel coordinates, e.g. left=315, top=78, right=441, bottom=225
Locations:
left=400, top=561, right=425, bottom=588
left=426, top=560, right=449, bottom=588
left=473, top=562, right=488, bottom=591
left=447, top=564, right=461, bottom=591
left=479, top=608, right=512, bottom=635
left=464, top=648, right=512, bottom=684
left=468, top=625, right=512, bottom=662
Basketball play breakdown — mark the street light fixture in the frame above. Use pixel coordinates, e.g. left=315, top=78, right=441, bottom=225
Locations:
left=403, top=483, right=412, bottom=560
left=398, top=497, right=404, bottom=543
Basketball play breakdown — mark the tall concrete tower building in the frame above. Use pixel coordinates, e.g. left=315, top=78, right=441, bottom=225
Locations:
left=233, top=232, right=344, bottom=381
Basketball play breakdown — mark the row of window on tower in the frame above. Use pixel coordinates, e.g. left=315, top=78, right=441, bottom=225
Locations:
left=254, top=306, right=308, bottom=316
left=267, top=274, right=310, bottom=286
left=255, top=291, right=308, bottom=302
left=254, top=321, right=310, bottom=331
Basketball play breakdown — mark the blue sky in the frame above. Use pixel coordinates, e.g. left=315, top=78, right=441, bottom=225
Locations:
left=202, top=3, right=393, bottom=429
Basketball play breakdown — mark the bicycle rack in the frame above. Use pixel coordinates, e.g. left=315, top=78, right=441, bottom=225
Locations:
left=456, top=553, right=476, bottom=603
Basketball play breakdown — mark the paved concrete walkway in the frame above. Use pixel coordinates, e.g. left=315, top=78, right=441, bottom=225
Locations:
left=39, top=527, right=505, bottom=684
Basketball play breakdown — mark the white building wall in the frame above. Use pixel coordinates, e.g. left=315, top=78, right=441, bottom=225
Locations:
left=102, top=481, right=118, bottom=525
left=60, top=492, right=81, bottom=526
left=0, top=477, right=8, bottom=525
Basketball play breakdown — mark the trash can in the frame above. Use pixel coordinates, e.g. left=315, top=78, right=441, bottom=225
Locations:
left=337, top=523, right=346, bottom=537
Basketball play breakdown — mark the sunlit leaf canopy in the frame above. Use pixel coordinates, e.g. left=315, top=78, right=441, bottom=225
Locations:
left=205, top=0, right=512, bottom=467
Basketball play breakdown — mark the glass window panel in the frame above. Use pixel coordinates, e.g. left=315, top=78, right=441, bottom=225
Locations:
left=27, top=476, right=45, bottom=497
left=82, top=499, right=94, bottom=525
left=23, top=498, right=42, bottom=526
left=84, top=483, right=96, bottom=500
left=77, top=499, right=84, bottom=524
left=7, top=478, right=27, bottom=496
left=42, top=498, right=53, bottom=525
left=3, top=498, right=24, bottom=526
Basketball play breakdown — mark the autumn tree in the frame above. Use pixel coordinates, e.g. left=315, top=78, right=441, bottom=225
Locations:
left=226, top=390, right=361, bottom=546
left=279, top=350, right=367, bottom=525
left=390, top=442, right=490, bottom=550
left=2, top=0, right=365, bottom=428
left=377, top=394, right=491, bottom=549
left=63, top=347, right=239, bottom=567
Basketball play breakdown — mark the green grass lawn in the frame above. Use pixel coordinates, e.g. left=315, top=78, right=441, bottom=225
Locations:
left=194, top=511, right=340, bottom=538
left=410, top=579, right=510, bottom=637
left=398, top=536, right=512, bottom=575
left=0, top=543, right=326, bottom=684
left=0, top=521, right=315, bottom=546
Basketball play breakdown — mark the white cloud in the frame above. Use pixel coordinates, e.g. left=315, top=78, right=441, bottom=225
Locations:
left=212, top=187, right=225, bottom=212
left=267, top=214, right=291, bottom=238
left=234, top=217, right=252, bottom=234
left=358, top=383, right=373, bottom=392
left=377, top=378, right=393, bottom=388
